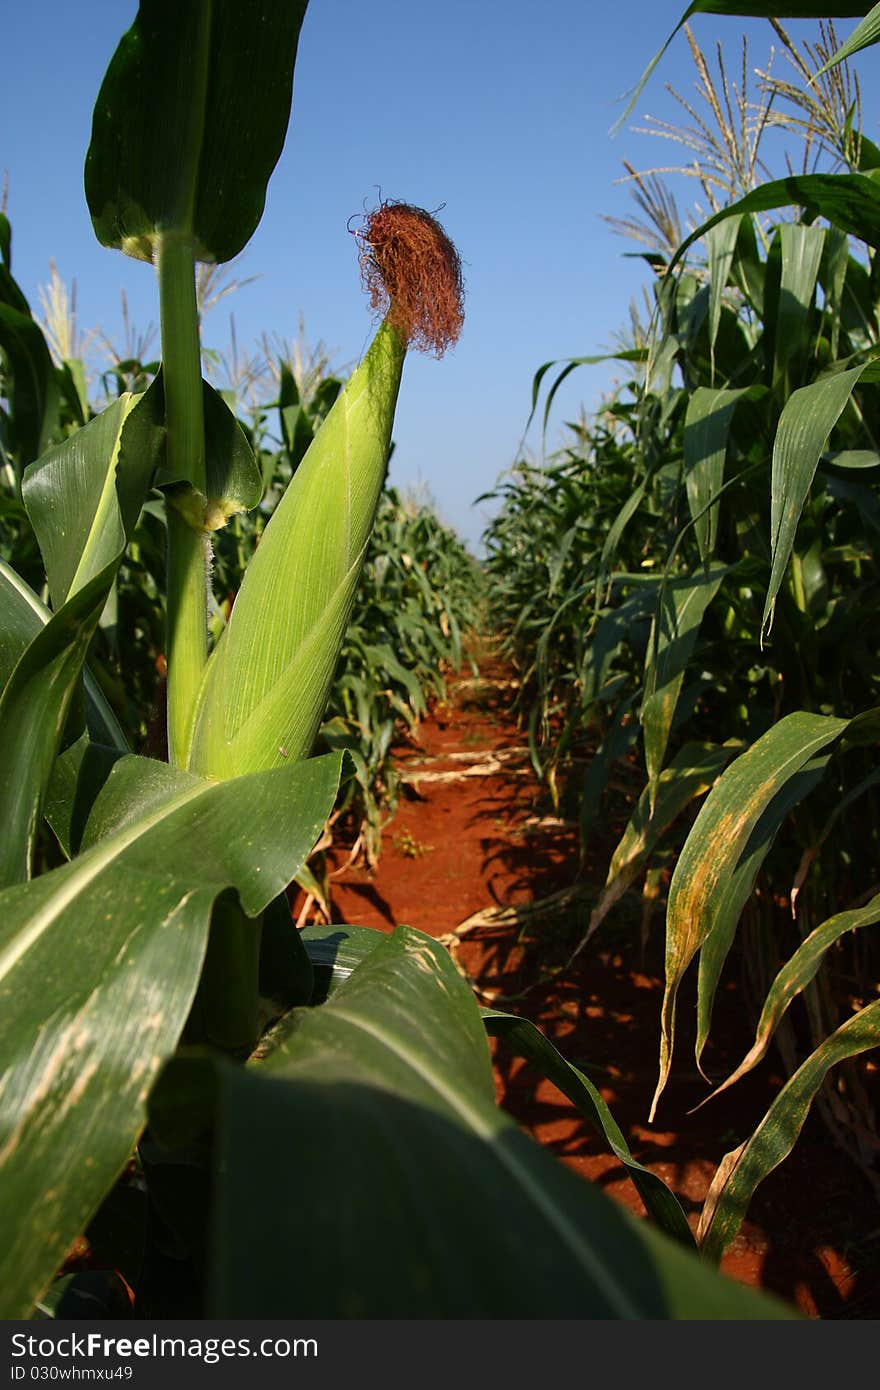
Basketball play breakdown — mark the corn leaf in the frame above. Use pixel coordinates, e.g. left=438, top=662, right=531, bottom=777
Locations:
left=683, top=386, right=750, bottom=562
left=526, top=350, right=647, bottom=442
left=152, top=374, right=262, bottom=522
left=824, top=448, right=880, bottom=467
left=0, top=561, right=129, bottom=861
left=257, top=892, right=314, bottom=1017
left=0, top=559, right=52, bottom=691
left=0, top=748, right=343, bottom=1318
left=682, top=2, right=868, bottom=10
left=694, top=753, right=831, bottom=1071
left=300, top=923, right=385, bottom=1003
left=482, top=1009, right=695, bottom=1247
left=670, top=174, right=880, bottom=277
left=0, top=397, right=159, bottom=884
left=652, top=711, right=851, bottom=1120
left=43, top=737, right=127, bottom=860
left=763, top=365, right=866, bottom=643
left=595, top=482, right=648, bottom=610
left=0, top=212, right=29, bottom=314
left=305, top=925, right=697, bottom=1249
left=706, top=216, right=741, bottom=372
left=0, top=304, right=59, bottom=470
left=156, top=928, right=790, bottom=1318
left=84, top=0, right=308, bottom=264
left=579, top=695, right=641, bottom=838
left=697, top=998, right=880, bottom=1262
left=587, top=740, right=737, bottom=944
left=704, top=891, right=880, bottom=1103
left=642, top=566, right=727, bottom=793
left=0, top=745, right=339, bottom=1317
left=22, top=392, right=164, bottom=608
left=817, top=2, right=880, bottom=72
left=581, top=589, right=652, bottom=707
left=0, top=220, right=58, bottom=464
left=774, top=223, right=825, bottom=385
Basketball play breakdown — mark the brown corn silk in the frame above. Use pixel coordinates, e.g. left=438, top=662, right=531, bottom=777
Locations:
left=359, top=201, right=464, bottom=357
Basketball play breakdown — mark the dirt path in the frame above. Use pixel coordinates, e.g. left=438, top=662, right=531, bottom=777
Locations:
left=299, top=664, right=880, bottom=1319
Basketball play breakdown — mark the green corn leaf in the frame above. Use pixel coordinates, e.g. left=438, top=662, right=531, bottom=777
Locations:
left=155, top=927, right=790, bottom=1318
left=84, top=0, right=308, bottom=265
left=152, top=374, right=262, bottom=526
left=187, top=321, right=405, bottom=778
left=579, top=696, right=641, bottom=839
left=587, top=741, right=737, bottom=945
left=0, top=566, right=85, bottom=796
left=43, top=737, right=127, bottom=860
left=652, top=711, right=853, bottom=1120
left=819, top=226, right=849, bottom=359
left=823, top=448, right=880, bottom=467
left=362, top=641, right=425, bottom=714
left=0, top=305, right=59, bottom=472
left=301, top=923, right=390, bottom=1003
left=0, top=748, right=343, bottom=1318
left=681, top=2, right=869, bottom=10
left=706, top=216, right=741, bottom=374
left=683, top=386, right=750, bottom=562
left=57, top=359, right=90, bottom=430
left=257, top=892, right=314, bottom=1018
left=669, top=174, right=880, bottom=277
left=774, top=223, right=825, bottom=385
left=816, top=3, right=880, bottom=72
left=836, top=249, right=878, bottom=342
left=790, top=766, right=880, bottom=891
left=0, top=212, right=31, bottom=316
left=694, top=753, right=831, bottom=1073
left=482, top=1009, right=695, bottom=1247
left=0, top=216, right=58, bottom=463
left=763, top=364, right=868, bottom=643
left=0, top=397, right=159, bottom=884
left=697, top=998, right=880, bottom=1262
left=0, top=559, right=51, bottom=693
left=730, top=212, right=765, bottom=316
left=703, top=891, right=880, bottom=1104
left=595, top=482, right=648, bottom=611
left=0, top=560, right=129, bottom=860
left=642, top=565, right=727, bottom=794
left=22, top=392, right=165, bottom=608
left=526, top=350, right=647, bottom=443
left=580, top=589, right=651, bottom=708
left=827, top=472, right=880, bottom=539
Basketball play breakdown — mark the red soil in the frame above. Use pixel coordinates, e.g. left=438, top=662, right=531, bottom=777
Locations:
left=296, top=664, right=880, bottom=1320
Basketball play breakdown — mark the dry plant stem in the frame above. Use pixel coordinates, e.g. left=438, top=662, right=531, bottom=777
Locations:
left=157, top=230, right=208, bottom=765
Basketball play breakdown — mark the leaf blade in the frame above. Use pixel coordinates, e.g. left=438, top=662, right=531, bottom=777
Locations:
left=0, top=749, right=343, bottom=1318
left=84, top=0, right=309, bottom=264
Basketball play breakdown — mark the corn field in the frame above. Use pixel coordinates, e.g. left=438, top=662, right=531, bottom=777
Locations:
left=0, top=0, right=878, bottom=1326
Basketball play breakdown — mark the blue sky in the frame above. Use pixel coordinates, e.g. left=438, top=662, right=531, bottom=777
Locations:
left=3, top=2, right=877, bottom=548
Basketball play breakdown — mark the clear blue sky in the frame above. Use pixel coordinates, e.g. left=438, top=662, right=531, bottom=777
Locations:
left=3, top=2, right=877, bottom=549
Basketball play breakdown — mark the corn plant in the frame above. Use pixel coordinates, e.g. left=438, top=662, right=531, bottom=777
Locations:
left=0, top=0, right=792, bottom=1320
left=489, top=2, right=880, bottom=1264
left=5, top=243, right=482, bottom=862
left=639, top=0, right=880, bottom=1262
